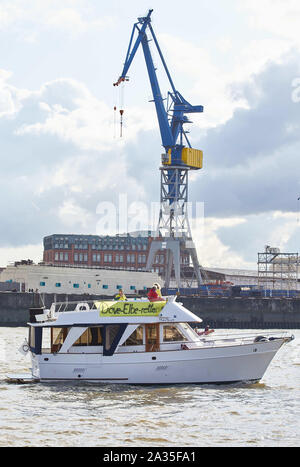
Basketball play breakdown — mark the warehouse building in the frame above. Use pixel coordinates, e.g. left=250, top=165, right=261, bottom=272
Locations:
left=0, top=262, right=161, bottom=295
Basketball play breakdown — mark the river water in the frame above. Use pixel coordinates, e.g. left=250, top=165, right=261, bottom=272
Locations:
left=0, top=327, right=299, bottom=447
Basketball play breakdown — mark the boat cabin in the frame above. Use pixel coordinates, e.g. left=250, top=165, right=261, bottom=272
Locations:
left=28, top=298, right=203, bottom=357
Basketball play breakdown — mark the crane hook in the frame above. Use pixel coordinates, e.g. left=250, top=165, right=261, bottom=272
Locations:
left=120, top=109, right=124, bottom=137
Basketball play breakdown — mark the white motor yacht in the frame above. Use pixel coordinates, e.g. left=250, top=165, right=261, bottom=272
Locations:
left=11, top=296, right=294, bottom=385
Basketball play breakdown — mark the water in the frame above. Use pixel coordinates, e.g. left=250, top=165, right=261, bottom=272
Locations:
left=0, top=328, right=299, bottom=447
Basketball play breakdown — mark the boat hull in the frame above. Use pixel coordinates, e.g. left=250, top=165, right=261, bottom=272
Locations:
left=31, top=338, right=286, bottom=385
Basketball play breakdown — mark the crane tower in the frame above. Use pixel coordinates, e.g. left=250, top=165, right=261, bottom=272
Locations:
left=114, top=9, right=204, bottom=288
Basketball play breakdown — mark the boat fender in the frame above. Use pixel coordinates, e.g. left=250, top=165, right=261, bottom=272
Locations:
left=254, top=336, right=268, bottom=343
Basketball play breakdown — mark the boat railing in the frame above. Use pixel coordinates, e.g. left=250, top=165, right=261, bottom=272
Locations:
left=49, top=298, right=153, bottom=314
left=194, top=330, right=291, bottom=347
left=49, top=300, right=103, bottom=314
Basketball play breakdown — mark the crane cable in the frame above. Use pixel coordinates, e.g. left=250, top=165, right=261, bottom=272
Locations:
left=113, top=84, right=117, bottom=139
left=119, top=82, right=125, bottom=137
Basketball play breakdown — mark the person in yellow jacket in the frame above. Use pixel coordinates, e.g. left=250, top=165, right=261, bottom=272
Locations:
left=115, top=288, right=127, bottom=301
left=153, top=283, right=162, bottom=298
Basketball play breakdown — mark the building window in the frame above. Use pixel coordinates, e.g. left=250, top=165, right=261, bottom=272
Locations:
left=40, top=282, right=46, bottom=287
left=55, top=252, right=59, bottom=261
left=92, top=254, right=101, bottom=262
left=64, top=253, right=68, bottom=261
left=55, top=283, right=61, bottom=288
left=73, top=284, right=80, bottom=289
left=116, top=285, right=122, bottom=290
left=130, top=286, right=136, bottom=290
left=102, top=285, right=108, bottom=289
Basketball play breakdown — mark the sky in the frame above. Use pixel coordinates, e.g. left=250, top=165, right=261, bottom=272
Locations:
left=0, top=0, right=300, bottom=269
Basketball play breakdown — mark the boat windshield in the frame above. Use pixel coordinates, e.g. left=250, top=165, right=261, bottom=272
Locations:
left=162, top=325, right=188, bottom=342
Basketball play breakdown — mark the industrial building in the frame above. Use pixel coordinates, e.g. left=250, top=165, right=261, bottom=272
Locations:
left=0, top=262, right=161, bottom=295
left=43, top=233, right=190, bottom=277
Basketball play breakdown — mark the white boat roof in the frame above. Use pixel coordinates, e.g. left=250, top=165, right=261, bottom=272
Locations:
left=31, top=296, right=202, bottom=326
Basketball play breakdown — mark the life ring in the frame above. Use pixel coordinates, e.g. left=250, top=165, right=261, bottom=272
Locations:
left=22, top=343, right=29, bottom=353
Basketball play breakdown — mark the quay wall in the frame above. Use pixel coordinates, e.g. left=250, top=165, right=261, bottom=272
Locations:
left=0, top=292, right=300, bottom=328
left=182, top=297, right=300, bottom=329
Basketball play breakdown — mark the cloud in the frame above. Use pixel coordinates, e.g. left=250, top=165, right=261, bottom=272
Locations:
left=1, top=2, right=300, bottom=270
left=190, top=52, right=300, bottom=217
left=0, top=243, right=43, bottom=267
left=242, top=0, right=300, bottom=47
left=0, top=0, right=116, bottom=39
left=213, top=211, right=300, bottom=266
left=0, top=72, right=159, bottom=250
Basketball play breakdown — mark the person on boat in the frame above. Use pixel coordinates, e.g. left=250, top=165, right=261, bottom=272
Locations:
left=153, top=282, right=162, bottom=298
left=115, top=288, right=127, bottom=301
left=196, top=325, right=215, bottom=336
left=147, top=285, right=164, bottom=302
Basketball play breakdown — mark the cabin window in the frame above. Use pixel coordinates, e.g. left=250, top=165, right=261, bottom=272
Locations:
left=163, top=325, right=188, bottom=342
left=145, top=324, right=160, bottom=352
left=29, top=326, right=35, bottom=349
left=123, top=326, right=144, bottom=346
left=73, top=327, right=103, bottom=346
left=51, top=327, right=69, bottom=352
left=41, top=327, right=51, bottom=352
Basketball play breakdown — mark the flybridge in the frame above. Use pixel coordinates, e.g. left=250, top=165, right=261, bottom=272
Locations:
left=30, top=296, right=202, bottom=325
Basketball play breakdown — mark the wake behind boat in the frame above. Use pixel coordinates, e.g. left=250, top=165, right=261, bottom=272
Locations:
left=10, top=296, right=294, bottom=385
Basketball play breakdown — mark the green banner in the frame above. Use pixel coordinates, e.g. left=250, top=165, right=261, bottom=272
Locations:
left=95, top=300, right=166, bottom=317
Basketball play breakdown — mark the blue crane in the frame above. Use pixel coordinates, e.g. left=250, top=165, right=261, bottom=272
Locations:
left=114, top=9, right=204, bottom=170
left=114, top=9, right=204, bottom=288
